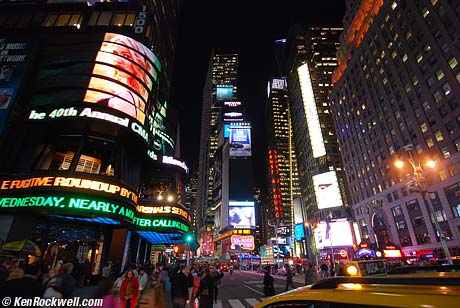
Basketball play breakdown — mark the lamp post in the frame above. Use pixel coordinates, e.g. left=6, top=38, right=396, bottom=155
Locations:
left=394, top=144, right=453, bottom=265
left=268, top=221, right=281, bottom=266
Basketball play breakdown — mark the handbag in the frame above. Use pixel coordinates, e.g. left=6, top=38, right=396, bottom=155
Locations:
left=201, top=280, right=210, bottom=296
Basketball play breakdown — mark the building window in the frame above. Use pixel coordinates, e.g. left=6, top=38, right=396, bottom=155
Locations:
left=396, top=221, right=407, bottom=230
left=434, top=130, right=444, bottom=141
left=454, top=138, right=460, bottom=152
left=436, top=69, right=445, bottom=80
left=439, top=169, right=448, bottom=180
left=359, top=218, right=367, bottom=227
left=433, top=91, right=443, bottom=103
left=392, top=205, right=403, bottom=217
left=449, top=57, right=458, bottom=69
left=420, top=123, right=428, bottom=133
left=435, top=209, right=447, bottom=222
left=426, top=137, right=435, bottom=148
left=442, top=83, right=452, bottom=95
left=452, top=204, right=460, bottom=218
left=441, top=147, right=451, bottom=158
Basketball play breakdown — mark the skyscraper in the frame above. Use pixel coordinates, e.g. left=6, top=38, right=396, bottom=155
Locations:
left=330, top=0, right=460, bottom=260
left=265, top=77, right=301, bottom=257
left=277, top=25, right=350, bottom=261
left=196, top=52, right=238, bottom=254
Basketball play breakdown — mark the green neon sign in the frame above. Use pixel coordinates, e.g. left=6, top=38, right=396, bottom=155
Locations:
left=0, top=195, right=189, bottom=232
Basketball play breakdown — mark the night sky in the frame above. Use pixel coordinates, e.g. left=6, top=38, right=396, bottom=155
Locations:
left=171, top=0, right=346, bottom=187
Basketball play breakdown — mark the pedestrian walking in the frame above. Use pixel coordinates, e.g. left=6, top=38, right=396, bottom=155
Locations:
left=151, top=272, right=167, bottom=308
left=120, top=270, right=139, bottom=308
left=55, top=262, right=77, bottom=299
left=284, top=265, right=295, bottom=291
left=320, top=263, right=329, bottom=278
left=195, top=268, right=214, bottom=308
left=211, top=268, right=224, bottom=303
left=92, top=277, right=121, bottom=308
left=304, top=263, right=317, bottom=285
left=263, top=266, right=275, bottom=296
left=170, top=265, right=190, bottom=308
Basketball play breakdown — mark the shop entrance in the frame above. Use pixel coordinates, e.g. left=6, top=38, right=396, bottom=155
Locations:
left=32, top=222, right=104, bottom=278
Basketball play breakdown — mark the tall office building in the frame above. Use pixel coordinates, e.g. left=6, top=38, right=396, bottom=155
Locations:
left=276, top=25, right=351, bottom=261
left=330, top=0, right=460, bottom=260
left=265, top=77, right=301, bottom=257
left=197, top=52, right=239, bottom=254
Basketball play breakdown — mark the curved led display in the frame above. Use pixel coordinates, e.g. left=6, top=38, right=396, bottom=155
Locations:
left=0, top=194, right=190, bottom=233
left=84, top=33, right=160, bottom=125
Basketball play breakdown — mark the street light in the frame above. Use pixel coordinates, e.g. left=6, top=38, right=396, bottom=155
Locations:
left=394, top=145, right=453, bottom=265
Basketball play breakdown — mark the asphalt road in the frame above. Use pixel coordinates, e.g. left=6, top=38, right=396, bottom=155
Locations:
left=212, top=270, right=306, bottom=307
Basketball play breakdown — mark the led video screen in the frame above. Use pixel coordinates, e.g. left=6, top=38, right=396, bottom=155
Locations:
left=229, top=127, right=252, bottom=157
left=84, top=33, right=159, bottom=125
left=228, top=202, right=255, bottom=228
left=216, top=84, right=233, bottom=100
left=312, top=171, right=343, bottom=209
left=314, top=220, right=353, bottom=249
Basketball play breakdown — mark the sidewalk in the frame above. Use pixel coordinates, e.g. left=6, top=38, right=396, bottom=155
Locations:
left=138, top=282, right=172, bottom=308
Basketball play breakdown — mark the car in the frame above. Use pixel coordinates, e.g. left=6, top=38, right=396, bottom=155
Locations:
left=220, top=265, right=229, bottom=272
left=276, top=267, right=287, bottom=276
left=254, top=273, right=460, bottom=308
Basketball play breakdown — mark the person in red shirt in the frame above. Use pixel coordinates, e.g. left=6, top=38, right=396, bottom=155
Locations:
left=120, top=270, right=139, bottom=308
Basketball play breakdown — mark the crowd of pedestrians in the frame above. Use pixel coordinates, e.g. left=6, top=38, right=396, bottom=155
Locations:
left=1, top=256, right=231, bottom=308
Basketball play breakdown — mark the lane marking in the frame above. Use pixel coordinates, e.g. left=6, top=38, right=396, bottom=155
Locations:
left=215, top=300, right=223, bottom=308
left=243, top=284, right=265, bottom=295
left=246, top=298, right=261, bottom=307
left=229, top=299, right=246, bottom=308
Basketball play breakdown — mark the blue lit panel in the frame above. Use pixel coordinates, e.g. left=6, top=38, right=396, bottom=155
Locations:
left=49, top=215, right=121, bottom=225
left=137, top=231, right=184, bottom=245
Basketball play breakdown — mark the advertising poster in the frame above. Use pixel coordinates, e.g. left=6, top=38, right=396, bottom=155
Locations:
left=0, top=38, right=34, bottom=136
left=216, top=84, right=233, bottom=100
left=314, top=219, right=353, bottom=249
left=229, top=127, right=252, bottom=157
left=312, top=171, right=343, bottom=209
left=84, top=33, right=160, bottom=125
left=228, top=202, right=255, bottom=228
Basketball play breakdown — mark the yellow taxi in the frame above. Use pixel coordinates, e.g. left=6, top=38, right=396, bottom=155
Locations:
left=254, top=273, right=460, bottom=308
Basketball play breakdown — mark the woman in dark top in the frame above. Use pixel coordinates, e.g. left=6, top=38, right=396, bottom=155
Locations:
left=195, top=268, right=215, bottom=308
left=263, top=266, right=275, bottom=296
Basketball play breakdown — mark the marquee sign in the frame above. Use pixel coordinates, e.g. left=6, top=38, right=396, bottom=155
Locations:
left=0, top=194, right=190, bottom=233
left=136, top=205, right=192, bottom=222
left=0, top=175, right=138, bottom=203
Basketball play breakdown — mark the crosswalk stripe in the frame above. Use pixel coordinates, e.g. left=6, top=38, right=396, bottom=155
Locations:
left=229, top=299, right=246, bottom=308
left=214, top=300, right=223, bottom=308
left=246, top=298, right=261, bottom=307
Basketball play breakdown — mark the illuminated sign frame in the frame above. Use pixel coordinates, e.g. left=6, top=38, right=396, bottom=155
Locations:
left=136, top=205, right=192, bottom=222
left=298, top=63, right=326, bottom=158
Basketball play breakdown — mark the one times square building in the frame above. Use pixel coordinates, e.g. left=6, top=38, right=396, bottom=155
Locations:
left=0, top=0, right=191, bottom=273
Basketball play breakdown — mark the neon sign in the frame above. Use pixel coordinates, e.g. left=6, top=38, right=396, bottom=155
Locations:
left=0, top=176, right=138, bottom=203
left=162, top=156, right=189, bottom=174
left=29, top=107, right=148, bottom=143
left=0, top=195, right=191, bottom=232
left=230, top=235, right=254, bottom=250
left=136, top=205, right=191, bottom=222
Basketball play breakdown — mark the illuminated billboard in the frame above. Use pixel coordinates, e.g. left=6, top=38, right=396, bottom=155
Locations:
left=294, top=223, right=305, bottom=241
left=230, top=235, right=254, bottom=250
left=229, top=126, right=252, bottom=157
left=314, top=219, right=353, bottom=249
left=0, top=38, right=34, bottom=136
left=216, top=84, right=233, bottom=100
left=312, top=171, right=343, bottom=209
left=298, top=63, right=326, bottom=158
left=228, top=201, right=255, bottom=228
left=84, top=33, right=160, bottom=125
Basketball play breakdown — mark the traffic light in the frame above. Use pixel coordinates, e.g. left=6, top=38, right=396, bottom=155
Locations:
left=173, top=245, right=179, bottom=253
left=185, top=234, right=193, bottom=243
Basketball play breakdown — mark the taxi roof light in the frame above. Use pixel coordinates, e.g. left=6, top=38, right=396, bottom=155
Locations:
left=346, top=265, right=359, bottom=276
